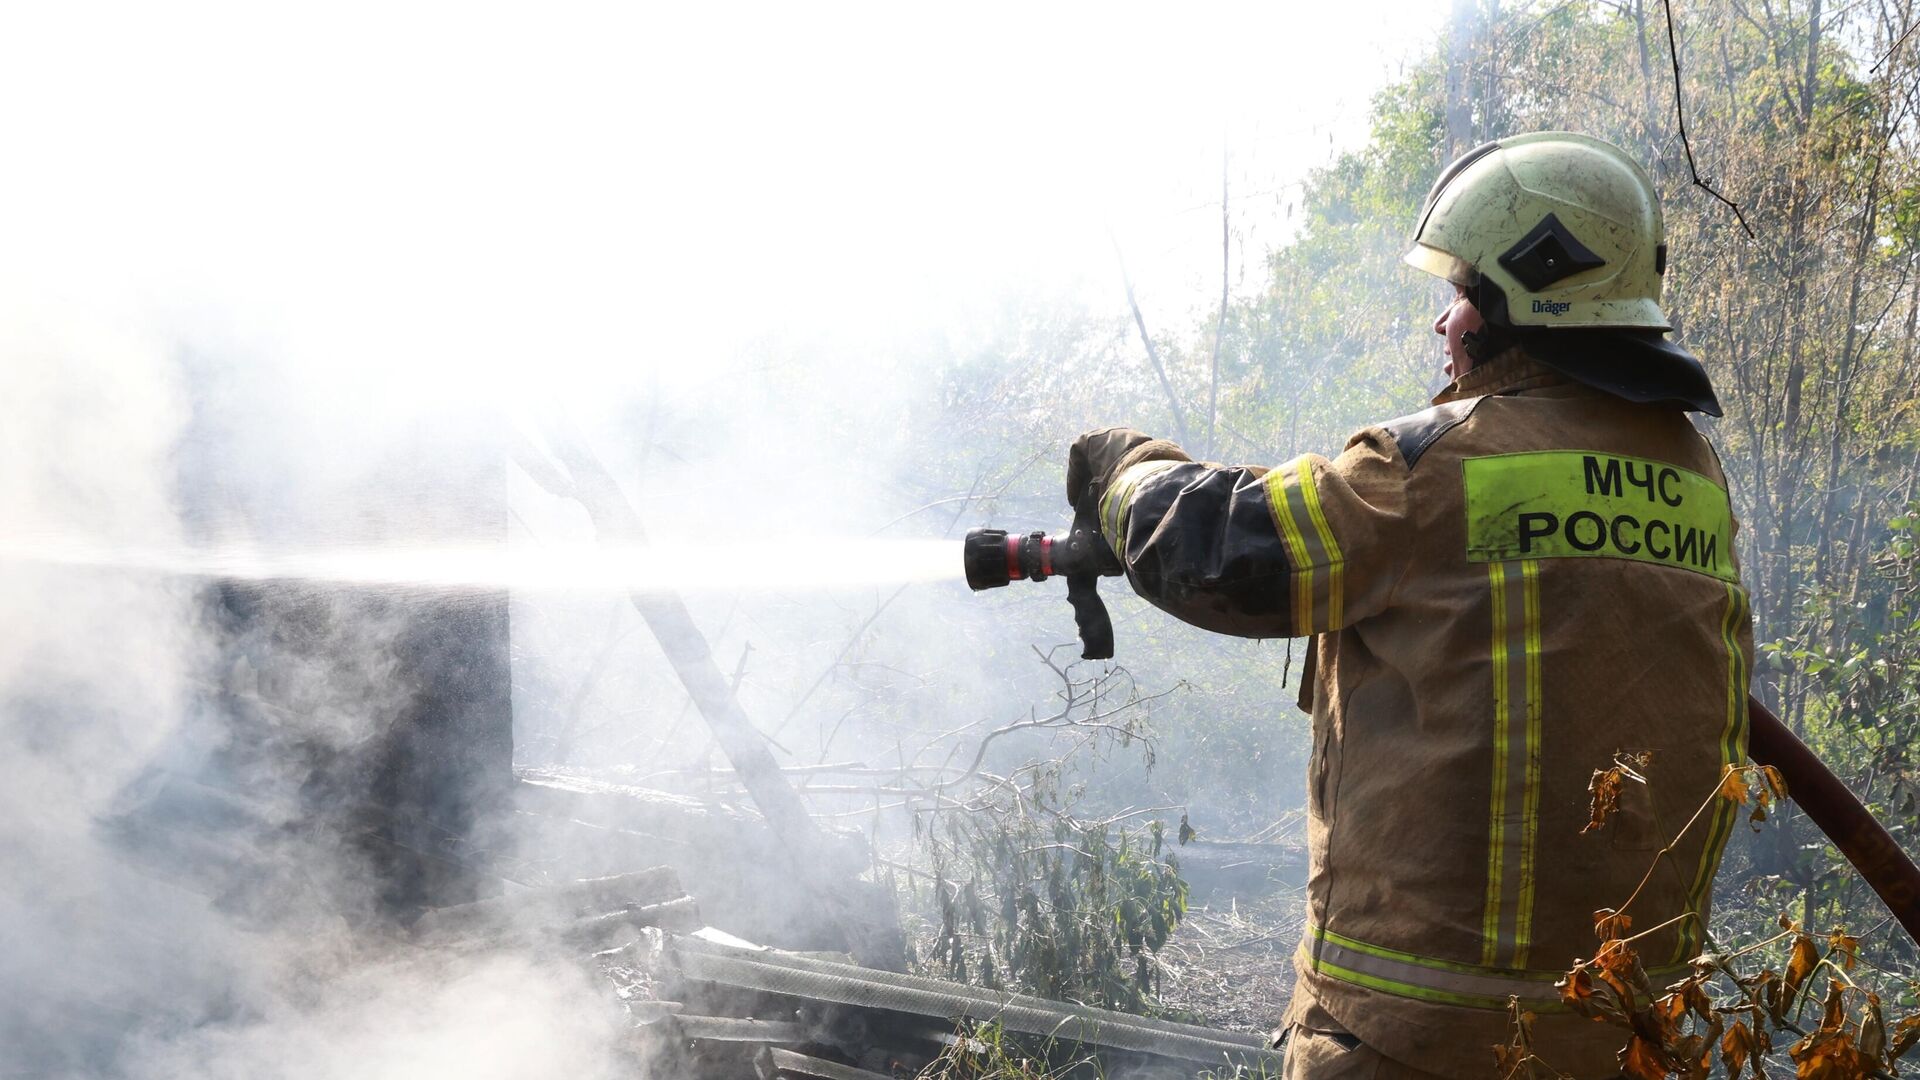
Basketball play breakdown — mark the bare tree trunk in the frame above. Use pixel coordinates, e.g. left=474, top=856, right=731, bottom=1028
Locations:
left=1632, top=0, right=1669, bottom=167
left=1813, top=132, right=1887, bottom=592
left=1445, top=0, right=1478, bottom=156
left=528, top=430, right=902, bottom=968
left=1112, top=237, right=1193, bottom=448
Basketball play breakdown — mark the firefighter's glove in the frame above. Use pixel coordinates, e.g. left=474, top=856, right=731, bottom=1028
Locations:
left=1065, top=427, right=1188, bottom=509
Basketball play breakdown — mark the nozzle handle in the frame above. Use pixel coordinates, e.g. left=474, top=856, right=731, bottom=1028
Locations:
left=1062, top=494, right=1119, bottom=660
left=1065, top=573, right=1114, bottom=660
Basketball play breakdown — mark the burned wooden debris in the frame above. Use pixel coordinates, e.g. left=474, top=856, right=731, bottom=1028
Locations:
left=413, top=863, right=1282, bottom=1078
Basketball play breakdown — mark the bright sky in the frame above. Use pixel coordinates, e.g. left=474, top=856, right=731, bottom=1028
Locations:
left=0, top=1, right=1447, bottom=399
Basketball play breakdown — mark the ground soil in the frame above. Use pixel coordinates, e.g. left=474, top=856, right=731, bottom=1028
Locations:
left=1154, top=887, right=1304, bottom=1036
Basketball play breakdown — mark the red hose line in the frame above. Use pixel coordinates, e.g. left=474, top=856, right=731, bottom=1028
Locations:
left=1746, top=695, right=1920, bottom=945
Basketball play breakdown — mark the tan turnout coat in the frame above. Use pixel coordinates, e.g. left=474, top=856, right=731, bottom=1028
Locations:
left=1096, top=351, right=1754, bottom=1078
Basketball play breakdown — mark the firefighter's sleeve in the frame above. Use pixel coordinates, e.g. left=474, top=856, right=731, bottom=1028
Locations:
left=1096, top=429, right=1411, bottom=638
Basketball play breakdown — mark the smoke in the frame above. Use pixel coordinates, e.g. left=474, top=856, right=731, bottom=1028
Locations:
left=0, top=4, right=1448, bottom=1075
left=127, top=951, right=628, bottom=1080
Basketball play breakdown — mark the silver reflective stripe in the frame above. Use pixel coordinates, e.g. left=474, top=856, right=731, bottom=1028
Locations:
left=1304, top=923, right=1686, bottom=1014
left=1304, top=925, right=1560, bottom=1010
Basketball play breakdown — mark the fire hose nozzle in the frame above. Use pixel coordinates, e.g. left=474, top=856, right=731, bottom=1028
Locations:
left=961, top=503, right=1124, bottom=660
left=963, top=528, right=1012, bottom=590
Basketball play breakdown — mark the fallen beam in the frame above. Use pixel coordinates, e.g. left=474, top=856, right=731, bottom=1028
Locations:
left=671, top=1015, right=808, bottom=1044
left=756, top=1047, right=894, bottom=1080
left=414, top=866, right=688, bottom=940
left=563, top=898, right=705, bottom=949
left=664, top=936, right=1280, bottom=1070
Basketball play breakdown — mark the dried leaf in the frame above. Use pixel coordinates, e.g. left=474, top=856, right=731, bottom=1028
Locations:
left=1762, top=764, right=1790, bottom=802
left=1826, top=932, right=1859, bottom=972
left=1595, top=907, right=1634, bottom=942
left=1860, top=993, right=1886, bottom=1061
left=1719, top=767, right=1751, bottom=804
left=1890, top=1013, right=1920, bottom=1060
left=1789, top=1025, right=1873, bottom=1080
left=1750, top=802, right=1770, bottom=829
left=1783, top=934, right=1821, bottom=1018
left=1495, top=997, right=1571, bottom=1080
left=1585, top=766, right=1627, bottom=833
left=1681, top=975, right=1714, bottom=1020
left=1722, top=1020, right=1756, bottom=1080
left=1559, top=966, right=1608, bottom=1020
left=1621, top=1035, right=1673, bottom=1080
left=1818, top=979, right=1847, bottom=1038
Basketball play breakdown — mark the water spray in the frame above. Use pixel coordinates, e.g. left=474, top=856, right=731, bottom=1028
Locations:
left=0, top=537, right=961, bottom=595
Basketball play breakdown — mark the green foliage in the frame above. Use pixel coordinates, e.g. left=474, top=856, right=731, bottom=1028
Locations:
left=916, top=1022, right=1093, bottom=1080
left=924, top=785, right=1189, bottom=1015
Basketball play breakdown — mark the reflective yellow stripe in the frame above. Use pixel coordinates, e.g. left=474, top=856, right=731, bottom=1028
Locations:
left=1302, top=924, right=1610, bottom=1012
left=1099, top=460, right=1179, bottom=552
left=1264, top=457, right=1344, bottom=634
left=1294, top=460, right=1346, bottom=629
left=1482, top=563, right=1511, bottom=966
left=1515, top=559, right=1543, bottom=968
left=1483, top=560, right=1543, bottom=969
left=1304, top=923, right=1687, bottom=1013
left=1263, top=464, right=1315, bottom=632
left=1675, top=583, right=1748, bottom=962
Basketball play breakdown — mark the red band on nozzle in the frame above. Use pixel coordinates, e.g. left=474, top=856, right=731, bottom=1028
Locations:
left=1040, top=536, right=1054, bottom=577
left=1005, top=537, right=1020, bottom=580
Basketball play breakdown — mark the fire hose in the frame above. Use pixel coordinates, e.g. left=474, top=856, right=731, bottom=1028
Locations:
left=1747, top=698, right=1920, bottom=944
left=964, top=506, right=1920, bottom=945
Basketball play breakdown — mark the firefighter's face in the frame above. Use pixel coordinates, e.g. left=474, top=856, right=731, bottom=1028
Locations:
left=1434, top=283, right=1484, bottom=380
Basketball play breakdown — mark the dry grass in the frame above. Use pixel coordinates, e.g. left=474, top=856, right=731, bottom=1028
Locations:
left=1153, top=888, right=1305, bottom=1035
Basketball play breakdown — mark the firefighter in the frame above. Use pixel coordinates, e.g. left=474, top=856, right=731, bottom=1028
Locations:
left=1069, top=132, right=1751, bottom=1078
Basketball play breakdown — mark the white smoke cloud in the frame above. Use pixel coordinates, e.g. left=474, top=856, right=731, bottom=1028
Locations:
left=0, top=3, right=1447, bottom=1074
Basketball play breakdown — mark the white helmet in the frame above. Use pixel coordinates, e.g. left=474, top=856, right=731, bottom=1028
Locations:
left=1405, top=132, right=1669, bottom=330
left=1406, top=132, right=1722, bottom=414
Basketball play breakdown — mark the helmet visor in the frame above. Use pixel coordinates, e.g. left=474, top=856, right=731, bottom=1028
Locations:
left=1402, top=243, right=1478, bottom=287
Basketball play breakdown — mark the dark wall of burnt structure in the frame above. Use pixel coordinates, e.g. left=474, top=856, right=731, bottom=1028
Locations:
left=121, top=384, right=519, bottom=922
left=205, top=579, right=514, bottom=916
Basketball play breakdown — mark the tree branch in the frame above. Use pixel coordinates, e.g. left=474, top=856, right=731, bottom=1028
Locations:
left=1662, top=0, right=1758, bottom=238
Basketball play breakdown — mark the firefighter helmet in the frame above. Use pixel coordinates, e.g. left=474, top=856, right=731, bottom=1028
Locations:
left=1404, top=132, right=1669, bottom=330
